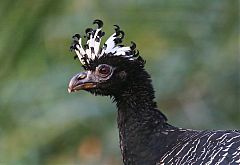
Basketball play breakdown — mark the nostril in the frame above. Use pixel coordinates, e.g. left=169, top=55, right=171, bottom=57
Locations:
left=77, top=73, right=87, bottom=80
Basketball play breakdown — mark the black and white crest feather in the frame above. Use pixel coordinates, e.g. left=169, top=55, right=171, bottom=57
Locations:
left=70, top=19, right=139, bottom=69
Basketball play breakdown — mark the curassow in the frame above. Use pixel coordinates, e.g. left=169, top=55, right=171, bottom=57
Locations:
left=68, top=20, right=240, bottom=165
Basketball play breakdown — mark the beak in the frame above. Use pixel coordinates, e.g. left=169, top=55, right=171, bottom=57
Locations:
left=68, top=71, right=97, bottom=93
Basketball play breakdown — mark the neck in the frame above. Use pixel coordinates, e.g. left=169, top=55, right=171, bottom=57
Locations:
left=113, top=70, right=173, bottom=164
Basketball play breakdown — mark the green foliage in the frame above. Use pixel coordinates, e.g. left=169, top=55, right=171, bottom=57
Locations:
left=0, top=0, right=238, bottom=164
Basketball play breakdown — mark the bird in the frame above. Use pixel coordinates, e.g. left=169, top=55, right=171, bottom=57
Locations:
left=67, top=19, right=240, bottom=165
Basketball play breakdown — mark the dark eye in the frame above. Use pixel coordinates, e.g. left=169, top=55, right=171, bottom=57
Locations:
left=98, top=64, right=112, bottom=77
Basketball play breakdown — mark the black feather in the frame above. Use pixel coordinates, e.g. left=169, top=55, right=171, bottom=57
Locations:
left=73, top=55, right=78, bottom=60
left=93, top=19, right=103, bottom=28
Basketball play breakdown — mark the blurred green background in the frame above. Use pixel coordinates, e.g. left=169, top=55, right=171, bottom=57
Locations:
left=0, top=0, right=239, bottom=164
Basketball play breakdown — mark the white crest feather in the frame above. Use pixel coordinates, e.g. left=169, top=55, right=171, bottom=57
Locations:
left=70, top=20, right=138, bottom=67
left=104, top=33, right=117, bottom=54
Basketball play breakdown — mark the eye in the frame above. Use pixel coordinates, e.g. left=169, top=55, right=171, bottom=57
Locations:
left=98, top=64, right=112, bottom=77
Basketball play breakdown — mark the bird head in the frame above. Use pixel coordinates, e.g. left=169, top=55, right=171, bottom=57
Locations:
left=68, top=20, right=145, bottom=96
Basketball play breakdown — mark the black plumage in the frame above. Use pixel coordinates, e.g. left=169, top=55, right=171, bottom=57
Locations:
left=68, top=20, right=240, bottom=165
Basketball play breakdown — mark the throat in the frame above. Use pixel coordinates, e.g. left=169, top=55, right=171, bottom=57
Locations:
left=114, top=71, right=167, bottom=126
left=113, top=71, right=169, bottom=163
